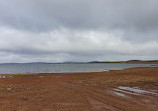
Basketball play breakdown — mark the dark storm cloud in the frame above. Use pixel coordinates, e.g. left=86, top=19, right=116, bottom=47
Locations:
left=0, top=0, right=158, bottom=62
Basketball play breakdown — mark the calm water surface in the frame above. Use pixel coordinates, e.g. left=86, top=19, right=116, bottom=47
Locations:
left=0, top=63, right=155, bottom=74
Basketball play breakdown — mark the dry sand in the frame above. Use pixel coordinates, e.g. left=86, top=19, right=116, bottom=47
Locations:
left=0, top=67, right=158, bottom=111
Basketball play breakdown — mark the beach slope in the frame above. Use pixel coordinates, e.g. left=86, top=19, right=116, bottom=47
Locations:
left=0, top=67, right=158, bottom=111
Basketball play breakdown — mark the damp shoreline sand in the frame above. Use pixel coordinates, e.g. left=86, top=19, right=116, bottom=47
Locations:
left=0, top=67, right=158, bottom=111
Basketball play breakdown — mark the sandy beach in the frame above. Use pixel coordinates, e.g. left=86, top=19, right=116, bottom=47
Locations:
left=0, top=67, right=158, bottom=111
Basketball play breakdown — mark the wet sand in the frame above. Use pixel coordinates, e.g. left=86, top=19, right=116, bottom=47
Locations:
left=0, top=67, right=158, bottom=111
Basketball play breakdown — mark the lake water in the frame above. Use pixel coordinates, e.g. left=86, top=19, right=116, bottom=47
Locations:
left=0, top=63, right=154, bottom=74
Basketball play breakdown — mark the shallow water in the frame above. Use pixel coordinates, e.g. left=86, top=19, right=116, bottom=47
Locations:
left=112, top=91, right=127, bottom=97
left=113, top=88, right=140, bottom=95
left=118, top=86, right=158, bottom=95
left=0, top=63, right=155, bottom=74
left=0, top=76, right=13, bottom=78
left=111, top=86, right=158, bottom=99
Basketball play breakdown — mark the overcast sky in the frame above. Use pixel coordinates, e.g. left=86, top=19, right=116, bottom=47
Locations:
left=0, top=0, right=158, bottom=63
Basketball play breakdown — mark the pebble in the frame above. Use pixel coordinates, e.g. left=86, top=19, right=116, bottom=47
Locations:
left=7, top=88, right=12, bottom=91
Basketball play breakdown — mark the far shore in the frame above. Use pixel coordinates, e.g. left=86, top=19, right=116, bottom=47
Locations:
left=83, top=60, right=158, bottom=64
left=0, top=67, right=158, bottom=111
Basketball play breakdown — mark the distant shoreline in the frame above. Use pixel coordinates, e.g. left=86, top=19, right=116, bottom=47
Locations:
left=85, top=60, right=158, bottom=64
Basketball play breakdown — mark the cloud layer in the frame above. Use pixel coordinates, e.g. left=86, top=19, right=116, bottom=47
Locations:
left=0, top=0, right=158, bottom=63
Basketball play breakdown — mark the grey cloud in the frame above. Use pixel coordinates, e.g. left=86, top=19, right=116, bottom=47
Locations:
left=0, top=0, right=158, bottom=31
left=0, top=27, right=158, bottom=54
left=0, top=0, right=158, bottom=62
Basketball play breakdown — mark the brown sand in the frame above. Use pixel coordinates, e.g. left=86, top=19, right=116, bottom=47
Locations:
left=0, top=67, right=158, bottom=111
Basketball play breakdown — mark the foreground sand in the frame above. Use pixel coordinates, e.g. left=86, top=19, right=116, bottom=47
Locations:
left=0, top=67, right=158, bottom=111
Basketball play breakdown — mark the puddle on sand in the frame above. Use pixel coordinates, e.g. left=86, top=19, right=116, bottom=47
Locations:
left=112, top=91, right=127, bottom=97
left=111, top=86, right=158, bottom=98
left=118, top=86, right=158, bottom=95
left=113, top=88, right=140, bottom=95
left=0, top=76, right=13, bottom=78
left=39, top=76, right=63, bottom=78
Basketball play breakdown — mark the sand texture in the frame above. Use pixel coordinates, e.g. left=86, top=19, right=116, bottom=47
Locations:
left=0, top=67, right=158, bottom=111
